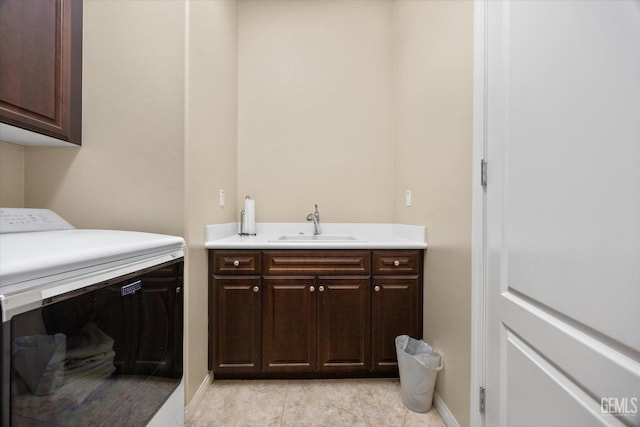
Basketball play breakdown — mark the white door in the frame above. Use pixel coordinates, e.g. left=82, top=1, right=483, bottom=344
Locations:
left=482, top=1, right=640, bottom=426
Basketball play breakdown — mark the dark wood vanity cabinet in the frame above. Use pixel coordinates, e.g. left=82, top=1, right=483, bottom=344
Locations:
left=0, top=0, right=83, bottom=145
left=209, top=249, right=423, bottom=378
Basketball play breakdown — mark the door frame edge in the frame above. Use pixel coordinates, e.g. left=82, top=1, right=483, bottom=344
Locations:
left=470, top=1, right=488, bottom=426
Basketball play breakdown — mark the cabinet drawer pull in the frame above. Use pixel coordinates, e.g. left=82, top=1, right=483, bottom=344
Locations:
left=318, top=285, right=325, bottom=292
left=253, top=286, right=259, bottom=293
left=393, top=260, right=400, bottom=267
left=309, top=286, right=315, bottom=292
left=374, top=285, right=381, bottom=292
left=233, top=260, right=240, bottom=267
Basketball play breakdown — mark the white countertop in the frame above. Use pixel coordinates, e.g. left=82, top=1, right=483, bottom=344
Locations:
left=205, top=223, right=427, bottom=250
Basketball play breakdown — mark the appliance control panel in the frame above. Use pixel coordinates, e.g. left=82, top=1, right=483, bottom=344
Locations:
left=0, top=208, right=75, bottom=233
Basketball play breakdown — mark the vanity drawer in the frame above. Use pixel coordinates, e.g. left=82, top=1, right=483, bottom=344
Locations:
left=212, top=251, right=261, bottom=275
left=372, top=250, right=422, bottom=275
left=263, top=250, right=371, bottom=276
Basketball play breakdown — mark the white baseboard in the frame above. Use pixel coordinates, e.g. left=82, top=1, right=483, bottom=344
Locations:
left=184, top=372, right=213, bottom=417
left=434, top=392, right=460, bottom=427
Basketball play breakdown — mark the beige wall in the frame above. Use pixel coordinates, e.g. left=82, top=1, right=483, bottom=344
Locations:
left=14, top=0, right=237, bottom=407
left=0, top=141, right=25, bottom=207
left=185, top=0, right=238, bottom=403
left=3, top=0, right=473, bottom=423
left=393, top=1, right=473, bottom=426
left=23, top=0, right=194, bottom=398
left=237, top=0, right=473, bottom=424
left=24, top=1, right=185, bottom=236
left=237, top=0, right=395, bottom=222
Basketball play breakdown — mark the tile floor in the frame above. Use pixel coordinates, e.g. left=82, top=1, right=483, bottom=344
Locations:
left=186, top=378, right=446, bottom=427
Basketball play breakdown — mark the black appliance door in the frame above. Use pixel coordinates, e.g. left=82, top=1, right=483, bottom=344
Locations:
left=2, top=258, right=183, bottom=426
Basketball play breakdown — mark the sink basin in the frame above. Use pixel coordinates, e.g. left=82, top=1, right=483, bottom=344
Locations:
left=274, top=235, right=361, bottom=242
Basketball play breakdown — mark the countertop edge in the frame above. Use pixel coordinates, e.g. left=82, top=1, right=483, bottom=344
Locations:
left=205, top=222, right=427, bottom=250
left=204, top=242, right=428, bottom=250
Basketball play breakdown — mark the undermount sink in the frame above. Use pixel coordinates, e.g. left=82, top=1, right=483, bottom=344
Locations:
left=275, top=235, right=361, bottom=242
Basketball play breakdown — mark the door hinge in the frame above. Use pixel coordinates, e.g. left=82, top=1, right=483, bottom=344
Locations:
left=480, top=159, right=487, bottom=189
left=479, top=386, right=486, bottom=413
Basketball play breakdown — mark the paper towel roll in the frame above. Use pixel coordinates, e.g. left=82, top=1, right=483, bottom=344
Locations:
left=244, top=197, right=256, bottom=235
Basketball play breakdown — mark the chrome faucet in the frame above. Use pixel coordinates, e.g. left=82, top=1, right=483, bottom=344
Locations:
left=306, top=204, right=321, bottom=235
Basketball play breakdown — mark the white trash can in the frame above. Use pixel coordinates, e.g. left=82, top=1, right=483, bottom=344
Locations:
left=395, top=335, right=443, bottom=413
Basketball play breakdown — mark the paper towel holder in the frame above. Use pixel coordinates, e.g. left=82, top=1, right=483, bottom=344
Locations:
left=239, top=195, right=256, bottom=236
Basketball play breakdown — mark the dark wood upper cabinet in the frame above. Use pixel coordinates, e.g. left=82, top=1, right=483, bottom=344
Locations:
left=0, top=0, right=83, bottom=145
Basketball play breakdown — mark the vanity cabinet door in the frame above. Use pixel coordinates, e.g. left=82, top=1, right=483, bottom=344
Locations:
left=263, top=276, right=371, bottom=375
left=371, top=276, right=422, bottom=374
left=317, top=276, right=371, bottom=373
left=262, top=277, right=317, bottom=373
left=210, top=276, right=262, bottom=375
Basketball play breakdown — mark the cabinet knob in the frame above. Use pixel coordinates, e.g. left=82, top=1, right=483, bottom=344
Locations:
left=319, top=285, right=325, bottom=292
left=309, top=286, right=315, bottom=292
left=374, top=285, right=381, bottom=292
left=233, top=260, right=240, bottom=267
left=253, top=286, right=259, bottom=293
left=393, top=260, right=400, bottom=267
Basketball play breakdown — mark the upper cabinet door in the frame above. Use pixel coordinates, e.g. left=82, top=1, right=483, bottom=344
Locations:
left=0, top=0, right=82, bottom=146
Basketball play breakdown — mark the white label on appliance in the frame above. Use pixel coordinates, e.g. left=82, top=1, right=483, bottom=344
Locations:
left=121, top=280, right=142, bottom=296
